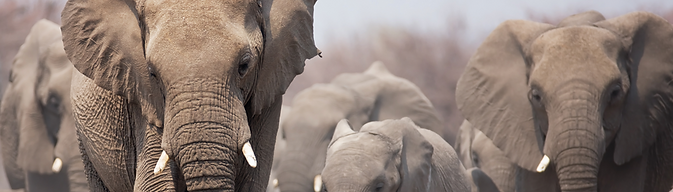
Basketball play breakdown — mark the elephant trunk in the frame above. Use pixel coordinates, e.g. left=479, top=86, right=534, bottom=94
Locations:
left=277, top=149, right=323, bottom=192
left=162, top=79, right=252, bottom=191
left=545, top=98, right=604, bottom=192
left=277, top=171, right=313, bottom=192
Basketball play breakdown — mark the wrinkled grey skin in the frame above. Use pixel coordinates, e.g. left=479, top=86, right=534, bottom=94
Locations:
left=456, top=10, right=673, bottom=192
left=60, top=0, right=320, bottom=191
left=465, top=168, right=500, bottom=192
left=276, top=62, right=445, bottom=192
left=267, top=105, right=291, bottom=192
left=455, top=120, right=516, bottom=192
left=0, top=20, right=87, bottom=192
left=322, top=118, right=470, bottom=192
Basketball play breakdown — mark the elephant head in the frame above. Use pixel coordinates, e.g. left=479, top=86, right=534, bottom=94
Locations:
left=456, top=10, right=673, bottom=191
left=275, top=62, right=444, bottom=192
left=455, top=120, right=516, bottom=192
left=276, top=82, right=375, bottom=192
left=0, top=19, right=83, bottom=190
left=61, top=0, right=319, bottom=190
left=321, top=119, right=436, bottom=192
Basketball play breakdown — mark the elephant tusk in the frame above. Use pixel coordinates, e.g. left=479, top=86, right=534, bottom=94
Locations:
left=52, top=158, right=62, bottom=173
left=536, top=155, right=550, bottom=172
left=154, top=151, right=170, bottom=175
left=273, top=178, right=279, bottom=188
left=243, top=142, right=257, bottom=168
left=314, top=175, right=322, bottom=192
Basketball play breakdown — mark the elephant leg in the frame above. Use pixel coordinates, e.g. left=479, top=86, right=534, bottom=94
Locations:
left=235, top=96, right=283, bottom=191
left=133, top=114, right=181, bottom=191
left=66, top=147, right=89, bottom=192
left=77, top=129, right=110, bottom=192
left=646, top=133, right=673, bottom=192
left=516, top=166, right=560, bottom=192
left=71, top=70, right=135, bottom=191
left=597, top=145, right=646, bottom=192
left=25, top=171, right=69, bottom=192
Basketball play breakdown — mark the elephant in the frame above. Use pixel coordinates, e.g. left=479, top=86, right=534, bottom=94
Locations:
left=464, top=168, right=500, bottom=192
left=0, top=20, right=88, bottom=192
left=59, top=0, right=320, bottom=190
left=267, top=105, right=292, bottom=192
left=321, top=118, right=470, bottom=192
left=275, top=61, right=445, bottom=192
left=455, top=10, right=673, bottom=191
left=455, top=120, right=516, bottom=192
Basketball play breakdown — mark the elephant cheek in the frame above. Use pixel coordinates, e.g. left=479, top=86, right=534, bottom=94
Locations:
left=161, top=80, right=251, bottom=191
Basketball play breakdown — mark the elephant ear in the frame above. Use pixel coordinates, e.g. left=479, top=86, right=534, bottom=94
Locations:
left=329, top=119, right=355, bottom=146
left=61, top=0, right=163, bottom=127
left=0, top=86, right=25, bottom=189
left=14, top=20, right=62, bottom=174
left=367, top=118, right=434, bottom=192
left=254, top=0, right=320, bottom=114
left=455, top=20, right=554, bottom=172
left=594, top=12, right=673, bottom=165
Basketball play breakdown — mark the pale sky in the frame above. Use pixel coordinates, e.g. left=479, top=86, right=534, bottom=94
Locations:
left=312, top=0, right=673, bottom=46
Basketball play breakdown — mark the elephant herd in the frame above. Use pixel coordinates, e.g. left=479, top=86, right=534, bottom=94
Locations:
left=0, top=1, right=673, bottom=191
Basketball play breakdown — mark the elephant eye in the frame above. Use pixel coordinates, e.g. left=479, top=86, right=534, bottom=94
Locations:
left=238, top=53, right=251, bottom=76
left=45, top=94, right=61, bottom=114
left=528, top=88, right=543, bottom=105
left=472, top=151, right=480, bottom=167
left=375, top=182, right=384, bottom=191
left=609, top=84, right=622, bottom=102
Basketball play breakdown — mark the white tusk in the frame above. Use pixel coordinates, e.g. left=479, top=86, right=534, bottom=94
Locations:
left=536, top=155, right=550, bottom=172
left=243, top=142, right=257, bottom=168
left=52, top=158, right=63, bottom=173
left=273, top=178, right=279, bottom=188
left=314, top=175, right=322, bottom=192
left=154, top=151, right=170, bottom=175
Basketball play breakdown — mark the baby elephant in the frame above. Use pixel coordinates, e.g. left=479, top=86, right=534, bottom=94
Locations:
left=321, top=118, right=470, bottom=192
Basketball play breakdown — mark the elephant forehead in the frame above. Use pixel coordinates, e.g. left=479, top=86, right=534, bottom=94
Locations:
left=327, top=133, right=395, bottom=159
left=324, top=137, right=391, bottom=180
left=528, top=26, right=623, bottom=89
left=43, top=41, right=72, bottom=71
left=144, top=0, right=261, bottom=66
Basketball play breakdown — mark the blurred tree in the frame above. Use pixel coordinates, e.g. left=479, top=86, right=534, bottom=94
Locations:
left=0, top=0, right=65, bottom=96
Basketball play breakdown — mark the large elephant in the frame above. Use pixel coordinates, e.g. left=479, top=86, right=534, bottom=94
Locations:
left=455, top=120, right=515, bottom=192
left=60, top=0, right=320, bottom=190
left=321, top=118, right=470, bottom=192
left=456, top=10, right=673, bottom=191
left=0, top=20, right=87, bottom=192
left=276, top=62, right=444, bottom=192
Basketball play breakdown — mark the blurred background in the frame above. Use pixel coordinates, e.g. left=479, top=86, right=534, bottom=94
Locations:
left=0, top=0, right=672, bottom=189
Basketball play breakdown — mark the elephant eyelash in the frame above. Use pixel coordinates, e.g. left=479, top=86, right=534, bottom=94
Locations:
left=238, top=53, right=252, bottom=76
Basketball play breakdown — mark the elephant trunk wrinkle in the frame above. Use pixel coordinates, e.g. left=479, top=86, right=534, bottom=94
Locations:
left=548, top=116, right=603, bottom=192
left=162, top=82, right=247, bottom=191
